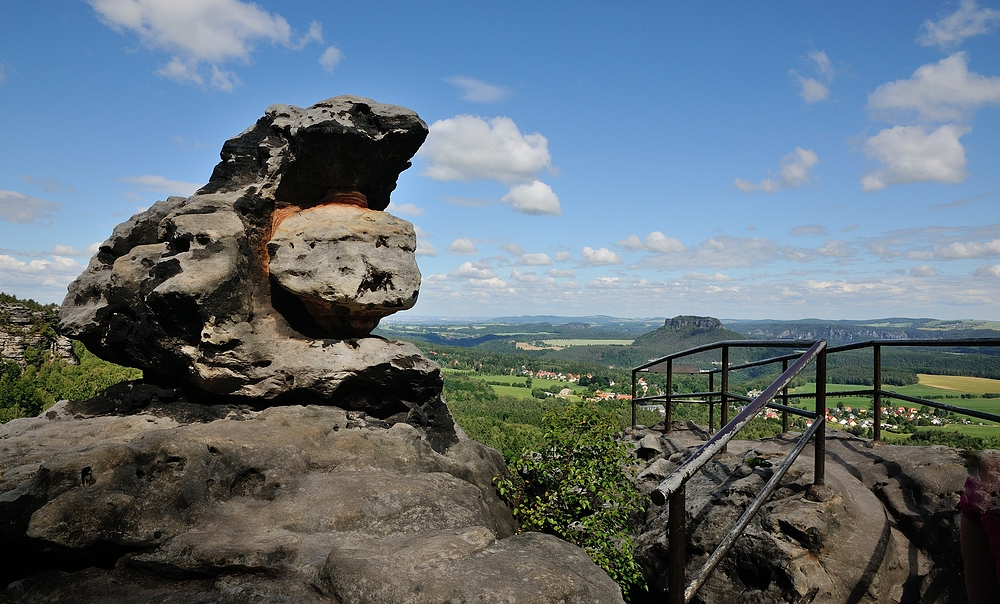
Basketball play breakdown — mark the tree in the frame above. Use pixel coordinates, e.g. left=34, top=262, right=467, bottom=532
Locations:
left=495, top=401, right=646, bottom=599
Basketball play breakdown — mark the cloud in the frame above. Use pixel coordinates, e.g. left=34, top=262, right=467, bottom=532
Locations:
left=790, top=51, right=835, bottom=103
left=862, top=124, right=969, bottom=191
left=420, top=115, right=553, bottom=183
left=974, top=264, right=1000, bottom=278
left=580, top=246, right=623, bottom=266
left=794, top=76, right=830, bottom=103
left=790, top=224, right=828, bottom=237
left=684, top=272, right=731, bottom=282
left=448, top=261, right=497, bottom=280
left=319, top=46, right=342, bottom=73
left=518, top=253, right=552, bottom=266
left=930, top=192, right=997, bottom=210
left=501, top=180, right=561, bottom=216
left=935, top=238, right=1000, bottom=258
left=816, top=239, right=854, bottom=258
left=415, top=240, right=437, bottom=257
left=120, top=174, right=202, bottom=197
left=619, top=231, right=686, bottom=254
left=0, top=253, right=83, bottom=300
left=22, top=175, right=76, bottom=194
left=868, top=53, right=1000, bottom=123
left=554, top=251, right=572, bottom=263
left=500, top=243, right=524, bottom=256
left=385, top=202, right=424, bottom=216
left=911, top=265, right=938, bottom=277
left=0, top=190, right=61, bottom=224
left=51, top=242, right=102, bottom=257
left=445, top=76, right=511, bottom=103
left=918, top=0, right=1000, bottom=49
left=548, top=268, right=575, bottom=278
left=447, top=238, right=479, bottom=254
left=510, top=268, right=541, bottom=283
left=841, top=224, right=861, bottom=233
left=88, top=0, right=323, bottom=90
left=734, top=148, right=819, bottom=193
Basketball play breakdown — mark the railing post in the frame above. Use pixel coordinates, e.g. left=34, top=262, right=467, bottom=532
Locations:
left=721, top=345, right=729, bottom=453
left=873, top=344, right=881, bottom=443
left=664, top=359, right=673, bottom=434
left=781, top=358, right=789, bottom=434
left=814, top=349, right=827, bottom=486
left=632, top=369, right=637, bottom=429
left=708, top=372, right=715, bottom=433
left=668, top=485, right=686, bottom=604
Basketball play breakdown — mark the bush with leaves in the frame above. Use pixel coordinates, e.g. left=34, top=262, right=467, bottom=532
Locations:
left=495, top=401, right=647, bottom=599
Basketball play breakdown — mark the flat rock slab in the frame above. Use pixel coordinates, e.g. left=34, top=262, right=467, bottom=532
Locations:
left=0, top=403, right=624, bottom=603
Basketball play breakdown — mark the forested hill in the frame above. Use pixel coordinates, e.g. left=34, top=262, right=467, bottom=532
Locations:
left=545, top=315, right=746, bottom=367
left=724, top=317, right=1000, bottom=345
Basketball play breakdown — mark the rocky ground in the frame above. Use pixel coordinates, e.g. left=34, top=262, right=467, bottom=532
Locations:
left=627, top=423, right=969, bottom=604
left=0, top=392, right=624, bottom=603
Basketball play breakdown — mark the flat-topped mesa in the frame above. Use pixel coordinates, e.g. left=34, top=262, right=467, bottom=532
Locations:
left=59, top=96, right=449, bottom=443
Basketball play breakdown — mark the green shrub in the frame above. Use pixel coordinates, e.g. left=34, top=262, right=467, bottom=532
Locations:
left=495, top=401, right=647, bottom=599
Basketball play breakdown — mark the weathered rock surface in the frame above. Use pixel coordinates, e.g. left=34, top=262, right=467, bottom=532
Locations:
left=627, top=426, right=969, bottom=604
left=59, top=96, right=437, bottom=418
left=0, top=401, right=624, bottom=603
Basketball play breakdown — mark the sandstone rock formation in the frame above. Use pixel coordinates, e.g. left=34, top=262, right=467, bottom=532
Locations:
left=58, top=96, right=444, bottom=436
left=0, top=398, right=624, bottom=603
left=627, top=425, right=969, bottom=604
left=5, top=95, right=628, bottom=603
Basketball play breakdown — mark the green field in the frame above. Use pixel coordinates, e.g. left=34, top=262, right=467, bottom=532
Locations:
left=442, top=369, right=588, bottom=400
left=540, top=339, right=634, bottom=347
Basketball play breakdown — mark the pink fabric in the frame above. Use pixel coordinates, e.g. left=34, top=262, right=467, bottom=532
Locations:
left=962, top=475, right=1000, bottom=581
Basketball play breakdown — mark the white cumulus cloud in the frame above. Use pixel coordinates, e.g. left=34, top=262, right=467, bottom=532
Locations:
left=420, top=115, right=552, bottom=183
left=88, top=0, right=323, bottom=90
left=385, top=202, right=424, bottom=216
left=684, top=272, right=731, bottom=282
left=501, top=180, right=561, bottom=216
left=734, top=148, right=819, bottom=193
left=581, top=247, right=623, bottom=266
left=619, top=231, right=685, bottom=254
left=449, top=262, right=497, bottom=280
left=910, top=265, right=938, bottom=277
left=548, top=268, right=575, bottom=278
left=868, top=53, right=1000, bottom=123
left=518, top=253, right=552, bottom=266
left=935, top=238, right=1000, bottom=258
left=918, top=0, right=1000, bottom=49
left=862, top=124, right=969, bottom=191
left=447, top=238, right=479, bottom=254
left=554, top=251, right=572, bottom=263
left=445, top=76, right=510, bottom=103
left=510, top=269, right=541, bottom=283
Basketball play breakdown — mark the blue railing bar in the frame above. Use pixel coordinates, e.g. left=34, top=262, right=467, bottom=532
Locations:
left=682, top=417, right=825, bottom=604
left=634, top=339, right=820, bottom=373
left=650, top=340, right=827, bottom=505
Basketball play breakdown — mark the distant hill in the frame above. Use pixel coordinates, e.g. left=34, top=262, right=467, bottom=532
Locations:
left=724, top=317, right=1000, bottom=346
left=544, top=315, right=746, bottom=367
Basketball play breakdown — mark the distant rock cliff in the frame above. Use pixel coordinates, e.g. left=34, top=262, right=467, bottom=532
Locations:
left=0, top=302, right=75, bottom=367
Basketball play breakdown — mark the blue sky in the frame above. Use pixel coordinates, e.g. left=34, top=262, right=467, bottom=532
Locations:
left=2, top=1, right=999, bottom=320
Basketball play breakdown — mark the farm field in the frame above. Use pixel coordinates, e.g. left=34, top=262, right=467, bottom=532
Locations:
left=916, top=374, right=1000, bottom=395
left=441, top=369, right=588, bottom=400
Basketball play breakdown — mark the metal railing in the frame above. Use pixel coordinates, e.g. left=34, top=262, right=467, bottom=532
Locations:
left=631, top=336, right=1000, bottom=603
left=634, top=340, right=828, bottom=604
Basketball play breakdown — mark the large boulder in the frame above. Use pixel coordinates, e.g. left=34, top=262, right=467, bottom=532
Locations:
left=0, top=400, right=625, bottom=603
left=59, top=96, right=443, bottom=431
